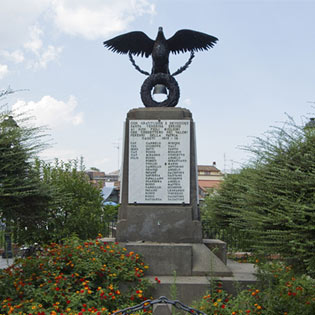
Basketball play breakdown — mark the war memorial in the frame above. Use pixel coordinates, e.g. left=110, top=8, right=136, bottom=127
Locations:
left=103, top=27, right=256, bottom=304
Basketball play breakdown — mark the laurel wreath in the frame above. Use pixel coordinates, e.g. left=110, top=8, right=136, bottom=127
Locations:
left=128, top=51, right=195, bottom=77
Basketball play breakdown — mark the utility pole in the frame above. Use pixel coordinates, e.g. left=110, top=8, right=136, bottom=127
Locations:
left=112, top=141, right=120, bottom=172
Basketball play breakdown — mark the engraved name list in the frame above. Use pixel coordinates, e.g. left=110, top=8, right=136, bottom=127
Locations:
left=128, top=120, right=190, bottom=204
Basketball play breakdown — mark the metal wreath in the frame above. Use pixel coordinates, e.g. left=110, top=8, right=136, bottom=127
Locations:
left=128, top=51, right=195, bottom=77
left=140, top=73, right=180, bottom=107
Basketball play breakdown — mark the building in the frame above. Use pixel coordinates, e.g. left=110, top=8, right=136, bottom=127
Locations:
left=104, top=170, right=119, bottom=186
left=86, top=170, right=106, bottom=187
left=198, top=162, right=224, bottom=201
left=86, top=169, right=120, bottom=203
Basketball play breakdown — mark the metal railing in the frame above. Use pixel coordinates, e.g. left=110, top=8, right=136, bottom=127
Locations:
left=202, top=220, right=254, bottom=252
left=113, top=296, right=207, bottom=315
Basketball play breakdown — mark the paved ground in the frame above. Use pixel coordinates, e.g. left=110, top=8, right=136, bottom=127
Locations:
left=0, top=256, right=14, bottom=269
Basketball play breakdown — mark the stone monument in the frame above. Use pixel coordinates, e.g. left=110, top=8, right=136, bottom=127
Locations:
left=115, top=107, right=232, bottom=303
left=103, top=27, right=252, bottom=304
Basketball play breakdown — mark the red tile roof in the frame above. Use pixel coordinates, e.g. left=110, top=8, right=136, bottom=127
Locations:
left=198, top=180, right=222, bottom=191
left=198, top=165, right=221, bottom=172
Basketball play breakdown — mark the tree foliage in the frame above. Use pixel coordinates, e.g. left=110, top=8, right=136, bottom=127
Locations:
left=0, top=90, right=50, bottom=240
left=1, top=89, right=113, bottom=245
left=16, top=159, right=109, bottom=244
left=203, top=116, right=315, bottom=276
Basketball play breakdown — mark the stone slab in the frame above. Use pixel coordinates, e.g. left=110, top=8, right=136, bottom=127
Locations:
left=152, top=304, right=172, bottom=315
left=128, top=119, right=190, bottom=204
left=123, top=242, right=192, bottom=276
left=146, top=276, right=210, bottom=306
left=192, top=243, right=232, bottom=277
left=116, top=206, right=202, bottom=243
left=120, top=241, right=232, bottom=277
left=203, top=239, right=227, bottom=265
left=146, top=267, right=257, bottom=306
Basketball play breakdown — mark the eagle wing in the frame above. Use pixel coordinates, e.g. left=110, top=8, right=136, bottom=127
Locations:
left=167, top=29, right=218, bottom=54
left=103, top=31, right=154, bottom=57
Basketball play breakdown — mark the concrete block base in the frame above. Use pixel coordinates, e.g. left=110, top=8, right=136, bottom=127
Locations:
left=101, top=239, right=257, bottom=305
left=203, top=239, right=227, bottom=265
left=147, top=262, right=257, bottom=306
left=120, top=241, right=232, bottom=277
left=116, top=206, right=202, bottom=243
left=124, top=242, right=193, bottom=276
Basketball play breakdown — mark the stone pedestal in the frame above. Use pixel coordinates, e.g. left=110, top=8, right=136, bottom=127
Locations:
left=117, top=107, right=201, bottom=243
left=115, top=107, right=234, bottom=304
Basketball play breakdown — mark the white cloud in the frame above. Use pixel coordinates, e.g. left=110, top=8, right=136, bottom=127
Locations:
left=28, top=45, right=63, bottom=69
left=24, top=25, right=44, bottom=55
left=0, top=50, right=25, bottom=63
left=1, top=24, right=62, bottom=70
left=39, top=45, right=63, bottom=68
left=0, top=0, right=155, bottom=70
left=0, top=64, right=9, bottom=79
left=23, top=25, right=63, bottom=69
left=51, top=0, right=156, bottom=39
left=12, top=95, right=83, bottom=128
left=0, top=0, right=51, bottom=50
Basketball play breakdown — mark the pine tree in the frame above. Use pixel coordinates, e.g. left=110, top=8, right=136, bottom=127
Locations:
left=203, top=116, right=315, bottom=275
left=0, top=89, right=50, bottom=248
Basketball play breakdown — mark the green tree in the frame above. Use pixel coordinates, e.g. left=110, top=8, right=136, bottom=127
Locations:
left=1, top=89, right=110, bottom=245
left=203, top=116, right=315, bottom=275
left=0, top=89, right=50, bottom=250
left=17, top=159, right=108, bottom=243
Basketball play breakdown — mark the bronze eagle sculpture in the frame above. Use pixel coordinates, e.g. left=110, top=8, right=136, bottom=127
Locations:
left=104, top=27, right=218, bottom=75
left=103, top=27, right=218, bottom=107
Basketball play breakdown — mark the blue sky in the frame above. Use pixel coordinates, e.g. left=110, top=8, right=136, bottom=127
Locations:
left=1, top=0, right=314, bottom=173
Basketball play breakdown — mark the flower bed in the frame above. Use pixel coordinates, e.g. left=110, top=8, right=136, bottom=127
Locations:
left=0, top=236, right=152, bottom=314
left=194, top=261, right=315, bottom=315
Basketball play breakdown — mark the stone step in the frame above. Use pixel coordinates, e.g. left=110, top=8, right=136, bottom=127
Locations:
left=124, top=242, right=192, bottom=276
left=146, top=261, right=257, bottom=305
left=192, top=243, right=232, bottom=276
left=122, top=241, right=232, bottom=277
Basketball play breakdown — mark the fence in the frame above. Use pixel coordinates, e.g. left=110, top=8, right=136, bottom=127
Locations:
left=113, top=296, right=206, bottom=315
left=202, top=219, right=254, bottom=252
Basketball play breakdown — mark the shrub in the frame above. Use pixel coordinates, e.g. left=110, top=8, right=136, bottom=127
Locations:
left=194, top=261, right=315, bottom=315
left=0, top=236, right=152, bottom=314
left=202, top=116, right=315, bottom=276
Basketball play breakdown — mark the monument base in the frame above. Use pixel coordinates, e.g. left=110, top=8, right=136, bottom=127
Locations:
left=102, top=238, right=257, bottom=305
left=116, top=205, right=202, bottom=243
left=121, top=241, right=232, bottom=277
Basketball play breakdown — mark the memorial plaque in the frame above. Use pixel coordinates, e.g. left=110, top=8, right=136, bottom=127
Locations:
left=128, top=120, right=190, bottom=204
